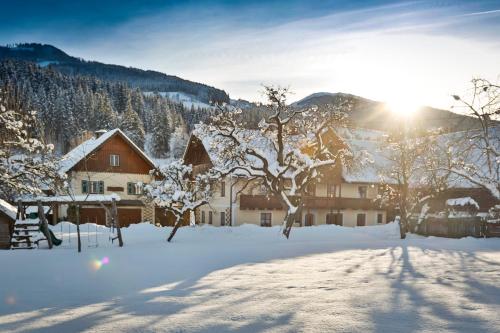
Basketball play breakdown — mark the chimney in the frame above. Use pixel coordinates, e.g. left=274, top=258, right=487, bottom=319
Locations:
left=95, top=129, right=107, bottom=139
left=67, top=130, right=93, bottom=152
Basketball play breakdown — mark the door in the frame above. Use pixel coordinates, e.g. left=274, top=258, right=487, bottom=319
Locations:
left=305, top=213, right=314, bottom=226
left=357, top=213, right=366, bottom=226
left=80, top=208, right=106, bottom=225
left=117, top=208, right=142, bottom=227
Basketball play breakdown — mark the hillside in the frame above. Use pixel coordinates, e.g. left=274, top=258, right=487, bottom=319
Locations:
left=292, top=92, right=480, bottom=132
left=0, top=43, right=229, bottom=104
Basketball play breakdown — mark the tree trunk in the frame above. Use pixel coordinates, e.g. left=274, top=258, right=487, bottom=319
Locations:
left=168, top=215, right=183, bottom=242
left=76, top=204, right=81, bottom=253
left=112, top=199, right=123, bottom=247
left=283, top=207, right=300, bottom=239
left=399, top=217, right=407, bottom=239
left=38, top=201, right=53, bottom=249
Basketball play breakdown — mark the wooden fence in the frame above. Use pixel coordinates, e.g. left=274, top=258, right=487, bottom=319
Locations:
left=409, top=216, right=500, bottom=238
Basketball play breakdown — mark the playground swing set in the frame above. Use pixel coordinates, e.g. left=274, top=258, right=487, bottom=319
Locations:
left=11, top=197, right=124, bottom=250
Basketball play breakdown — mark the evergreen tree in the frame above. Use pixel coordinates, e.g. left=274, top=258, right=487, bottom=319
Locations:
left=150, top=105, right=171, bottom=158
left=120, top=99, right=145, bottom=148
left=94, top=93, right=117, bottom=130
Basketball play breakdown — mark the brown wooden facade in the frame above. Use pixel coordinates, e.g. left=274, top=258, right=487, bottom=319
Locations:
left=0, top=211, right=14, bottom=249
left=72, top=133, right=154, bottom=174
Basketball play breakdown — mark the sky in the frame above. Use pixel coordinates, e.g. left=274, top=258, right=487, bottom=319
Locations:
left=1, top=0, right=500, bottom=109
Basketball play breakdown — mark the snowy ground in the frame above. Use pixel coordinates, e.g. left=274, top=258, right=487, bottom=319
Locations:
left=1, top=222, right=500, bottom=333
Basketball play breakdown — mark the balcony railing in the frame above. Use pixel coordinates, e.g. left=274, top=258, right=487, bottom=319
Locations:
left=240, top=195, right=382, bottom=210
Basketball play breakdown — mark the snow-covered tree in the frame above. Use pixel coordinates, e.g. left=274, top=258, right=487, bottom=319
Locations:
left=195, top=86, right=353, bottom=238
left=120, top=99, right=145, bottom=148
left=93, top=93, right=117, bottom=130
left=445, top=78, right=500, bottom=200
left=150, top=106, right=171, bottom=158
left=0, top=94, right=60, bottom=199
left=170, top=124, right=189, bottom=158
left=377, top=126, right=446, bottom=238
left=144, top=160, right=216, bottom=242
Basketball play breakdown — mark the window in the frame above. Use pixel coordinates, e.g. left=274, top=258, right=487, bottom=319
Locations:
left=326, top=213, right=343, bottom=226
left=358, top=186, right=367, bottom=198
left=260, top=212, right=272, bottom=227
left=201, top=211, right=206, bottom=224
left=82, top=180, right=104, bottom=194
left=377, top=213, right=384, bottom=224
left=357, top=213, right=366, bottom=226
left=220, top=181, right=226, bottom=197
left=127, top=182, right=143, bottom=195
left=208, top=211, right=213, bottom=224
left=327, top=183, right=336, bottom=198
left=220, top=211, right=226, bottom=226
left=110, top=154, right=120, bottom=166
left=305, top=213, right=314, bottom=226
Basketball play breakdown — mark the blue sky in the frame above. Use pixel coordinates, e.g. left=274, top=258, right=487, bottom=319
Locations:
left=1, top=0, right=500, bottom=109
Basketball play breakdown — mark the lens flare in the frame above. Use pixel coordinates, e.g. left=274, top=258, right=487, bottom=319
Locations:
left=90, top=256, right=110, bottom=271
left=5, top=296, right=16, bottom=305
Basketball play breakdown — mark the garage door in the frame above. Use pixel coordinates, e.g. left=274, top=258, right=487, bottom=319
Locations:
left=80, top=208, right=106, bottom=225
left=117, top=208, right=142, bottom=227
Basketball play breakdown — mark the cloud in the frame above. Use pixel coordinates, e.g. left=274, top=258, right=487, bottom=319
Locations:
left=2, top=0, right=499, bottom=108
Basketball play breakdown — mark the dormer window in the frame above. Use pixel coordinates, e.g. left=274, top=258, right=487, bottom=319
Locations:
left=110, top=154, right=120, bottom=166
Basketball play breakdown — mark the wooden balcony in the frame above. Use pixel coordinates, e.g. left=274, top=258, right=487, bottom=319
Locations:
left=239, top=195, right=382, bottom=210
left=303, top=197, right=381, bottom=210
left=240, top=195, right=286, bottom=210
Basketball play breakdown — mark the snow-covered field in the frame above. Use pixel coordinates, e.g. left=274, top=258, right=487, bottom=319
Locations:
left=1, top=222, right=499, bottom=333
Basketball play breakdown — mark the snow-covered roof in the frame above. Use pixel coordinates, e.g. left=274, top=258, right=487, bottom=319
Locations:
left=59, top=129, right=156, bottom=174
left=19, top=194, right=121, bottom=203
left=446, top=197, right=480, bottom=209
left=0, top=199, right=17, bottom=220
left=192, top=126, right=392, bottom=183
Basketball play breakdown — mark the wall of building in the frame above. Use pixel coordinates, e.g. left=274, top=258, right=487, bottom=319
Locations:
left=68, top=171, right=152, bottom=200
left=197, top=176, right=387, bottom=227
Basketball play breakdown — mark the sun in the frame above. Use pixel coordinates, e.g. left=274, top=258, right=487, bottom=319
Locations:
left=385, top=95, right=421, bottom=119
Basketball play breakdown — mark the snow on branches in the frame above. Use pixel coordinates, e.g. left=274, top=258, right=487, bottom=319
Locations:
left=195, top=86, right=354, bottom=238
left=0, top=94, right=60, bottom=199
left=377, top=127, right=446, bottom=238
left=144, top=160, right=218, bottom=242
left=447, top=79, right=500, bottom=199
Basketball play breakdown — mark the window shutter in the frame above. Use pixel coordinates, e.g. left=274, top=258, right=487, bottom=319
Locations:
left=82, top=180, right=88, bottom=194
left=99, top=181, right=104, bottom=194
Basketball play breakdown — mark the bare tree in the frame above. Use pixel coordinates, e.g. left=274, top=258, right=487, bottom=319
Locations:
left=195, top=86, right=354, bottom=238
left=144, top=160, right=216, bottom=242
left=446, top=78, right=500, bottom=200
left=378, top=126, right=446, bottom=239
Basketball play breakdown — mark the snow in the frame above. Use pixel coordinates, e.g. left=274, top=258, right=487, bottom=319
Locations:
left=37, top=60, right=59, bottom=67
left=0, top=199, right=16, bottom=220
left=1, top=222, right=500, bottom=332
left=143, top=91, right=214, bottom=110
left=19, top=194, right=121, bottom=203
left=446, top=197, right=480, bottom=209
left=195, top=126, right=394, bottom=184
left=58, top=129, right=156, bottom=175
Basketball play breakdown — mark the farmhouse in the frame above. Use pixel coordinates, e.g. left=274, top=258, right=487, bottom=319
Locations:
left=184, top=127, right=392, bottom=227
left=52, top=129, right=170, bottom=226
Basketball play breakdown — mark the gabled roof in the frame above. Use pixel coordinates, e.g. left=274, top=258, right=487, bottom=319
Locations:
left=0, top=199, right=17, bottom=220
left=59, top=129, right=156, bottom=174
left=188, top=126, right=392, bottom=183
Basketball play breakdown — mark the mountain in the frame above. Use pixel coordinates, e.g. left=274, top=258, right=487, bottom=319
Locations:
left=292, top=92, right=480, bottom=132
left=0, top=43, right=229, bottom=104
